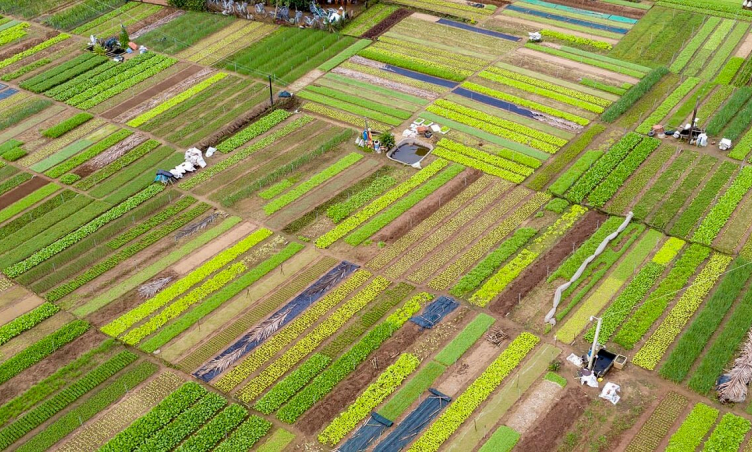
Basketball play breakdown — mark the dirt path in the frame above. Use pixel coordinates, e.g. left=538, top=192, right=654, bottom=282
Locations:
left=516, top=47, right=639, bottom=84
left=288, top=69, right=324, bottom=92
left=437, top=340, right=498, bottom=395
left=410, top=12, right=440, bottom=22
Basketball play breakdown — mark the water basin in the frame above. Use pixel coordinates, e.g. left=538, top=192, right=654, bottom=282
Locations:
left=387, top=139, right=433, bottom=166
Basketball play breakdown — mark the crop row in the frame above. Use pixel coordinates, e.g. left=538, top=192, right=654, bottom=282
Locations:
left=714, top=57, right=744, bottom=85
left=254, top=354, right=331, bottom=414
left=140, top=242, right=305, bottom=353
left=174, top=404, right=247, bottom=452
left=624, top=392, right=688, bottom=452
left=0, top=350, right=135, bottom=449
left=301, top=102, right=390, bottom=132
left=0, top=189, right=76, bottom=240
left=258, top=179, right=293, bottom=200
left=408, top=332, right=539, bottom=452
left=358, top=46, right=470, bottom=82
left=602, top=67, right=669, bottom=123
left=0, top=319, right=89, bottom=385
left=614, top=244, right=709, bottom=349
left=529, top=123, right=605, bottom=191
left=325, top=174, right=398, bottom=224
left=694, top=167, right=752, bottom=245
left=0, top=178, right=60, bottom=223
left=632, top=253, right=731, bottom=370
left=212, top=270, right=373, bottom=392
left=438, top=138, right=534, bottom=175
left=451, top=228, right=537, bottom=298
left=431, top=99, right=565, bottom=148
left=587, top=136, right=660, bottom=207
left=276, top=293, right=429, bottom=423
left=102, top=228, right=272, bottom=337
left=213, top=416, right=271, bottom=451
left=108, top=197, right=197, bottom=249
left=0, top=34, right=69, bottom=70
left=69, top=2, right=140, bottom=33
left=379, top=36, right=488, bottom=71
left=47, top=129, right=132, bottom=178
left=76, top=57, right=176, bottom=109
left=692, top=167, right=752, bottom=245
left=179, top=116, right=312, bottom=190
left=0, top=182, right=59, bottom=224
left=42, top=113, right=93, bottom=138
left=45, top=203, right=210, bottom=302
left=552, top=208, right=620, bottom=284
left=549, top=150, right=602, bottom=197
left=566, top=132, right=642, bottom=203
left=51, top=53, right=156, bottom=103
left=393, top=184, right=524, bottom=283
left=429, top=192, right=549, bottom=291
left=138, top=392, right=226, bottom=452
left=100, top=382, right=207, bottom=452
left=431, top=146, right=521, bottom=183
left=264, top=153, right=363, bottom=215
left=237, top=277, right=391, bottom=401
left=703, top=412, right=750, bottom=452
left=636, top=77, right=700, bottom=134
left=345, top=164, right=464, bottom=246
left=666, top=403, right=718, bottom=452
left=660, top=258, right=752, bottom=382
left=18, top=361, right=158, bottom=452
left=0, top=22, right=28, bottom=47
left=670, top=17, right=719, bottom=72
left=23, top=54, right=106, bottom=94
left=480, top=70, right=605, bottom=113
left=4, top=184, right=164, bottom=278
left=0, top=302, right=58, bottom=346
left=300, top=91, right=404, bottom=127
left=1, top=58, right=51, bottom=81
left=462, top=81, right=589, bottom=126
left=127, top=73, right=228, bottom=128
left=707, top=87, right=752, bottom=136
left=316, top=159, right=448, bottom=248
left=319, top=353, right=419, bottom=446
left=540, top=29, right=612, bottom=50
left=485, top=66, right=610, bottom=108
left=369, top=176, right=498, bottom=273
left=122, top=263, right=248, bottom=346
left=470, top=206, right=586, bottom=306
left=670, top=161, right=737, bottom=238
left=0, top=339, right=116, bottom=428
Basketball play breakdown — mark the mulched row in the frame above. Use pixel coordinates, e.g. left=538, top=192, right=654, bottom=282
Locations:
left=361, top=8, right=413, bottom=39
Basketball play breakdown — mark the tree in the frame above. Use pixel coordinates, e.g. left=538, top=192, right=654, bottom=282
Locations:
left=119, top=25, right=129, bottom=48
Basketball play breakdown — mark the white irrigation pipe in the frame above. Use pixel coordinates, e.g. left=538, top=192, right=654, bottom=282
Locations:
left=544, top=212, right=633, bottom=325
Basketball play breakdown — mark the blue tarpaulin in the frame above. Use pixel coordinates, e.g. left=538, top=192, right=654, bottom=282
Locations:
left=437, top=19, right=521, bottom=41
left=505, top=5, right=629, bottom=34
left=410, top=296, right=459, bottom=329
left=373, top=389, right=452, bottom=452
left=338, top=412, right=393, bottom=452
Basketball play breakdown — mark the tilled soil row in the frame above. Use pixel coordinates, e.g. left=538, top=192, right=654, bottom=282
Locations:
left=362, top=8, right=413, bottom=39
left=297, top=322, right=424, bottom=435
left=131, top=10, right=185, bottom=40
left=515, top=385, right=590, bottom=452
left=194, top=95, right=297, bottom=151
left=374, top=169, right=482, bottom=244
left=0, top=177, right=49, bottom=210
left=0, top=32, right=56, bottom=64
left=0, top=329, right=103, bottom=405
left=490, top=210, right=606, bottom=315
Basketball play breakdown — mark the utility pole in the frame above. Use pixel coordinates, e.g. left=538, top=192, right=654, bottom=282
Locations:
left=588, top=316, right=603, bottom=371
left=268, top=75, right=273, bottom=107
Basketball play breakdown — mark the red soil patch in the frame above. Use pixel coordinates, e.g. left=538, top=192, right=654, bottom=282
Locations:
left=0, top=33, right=55, bottom=63
left=490, top=210, right=606, bottom=315
left=0, top=329, right=103, bottom=405
left=535, top=0, right=645, bottom=19
left=515, top=386, right=590, bottom=452
left=0, top=177, right=48, bottom=210
left=297, top=322, right=424, bottom=435
left=362, top=8, right=413, bottom=39
left=373, top=168, right=481, bottom=243
left=128, top=6, right=177, bottom=35
left=101, top=65, right=205, bottom=120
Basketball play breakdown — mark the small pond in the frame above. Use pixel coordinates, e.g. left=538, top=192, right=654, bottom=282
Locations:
left=387, top=139, right=433, bottom=166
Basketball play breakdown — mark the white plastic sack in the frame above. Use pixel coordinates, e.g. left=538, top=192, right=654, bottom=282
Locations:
left=599, top=382, right=621, bottom=405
